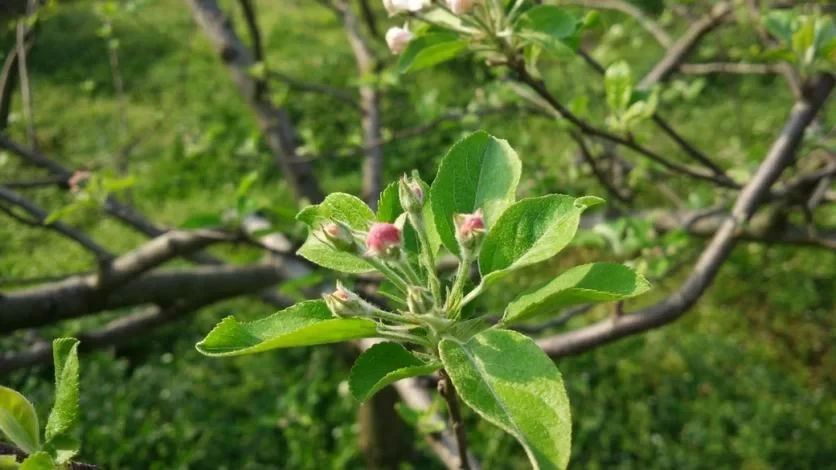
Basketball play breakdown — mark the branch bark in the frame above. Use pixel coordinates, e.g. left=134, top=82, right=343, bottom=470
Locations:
left=537, top=73, right=835, bottom=358
left=0, top=259, right=289, bottom=333
left=557, top=0, right=672, bottom=47
left=183, top=0, right=323, bottom=203
left=637, top=2, right=732, bottom=90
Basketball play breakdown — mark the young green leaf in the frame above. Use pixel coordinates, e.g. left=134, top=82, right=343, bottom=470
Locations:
left=376, top=181, right=401, bottom=223
left=45, top=338, right=80, bottom=452
left=349, top=342, right=440, bottom=401
left=398, top=34, right=469, bottom=74
left=516, top=5, right=580, bottom=56
left=504, top=262, right=651, bottom=324
left=430, top=131, right=521, bottom=256
left=605, top=61, right=633, bottom=113
left=440, top=329, right=572, bottom=470
left=479, top=195, right=604, bottom=286
left=196, top=300, right=378, bottom=357
left=18, top=452, right=53, bottom=470
left=296, top=193, right=375, bottom=273
left=0, top=455, right=17, bottom=470
left=0, top=387, right=40, bottom=454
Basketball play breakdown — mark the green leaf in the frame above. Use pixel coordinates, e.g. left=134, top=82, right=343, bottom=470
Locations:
left=296, top=193, right=375, bottom=273
left=430, top=131, right=522, bottom=256
left=18, top=453, right=52, bottom=470
left=196, top=300, right=378, bottom=357
left=349, top=342, right=441, bottom=401
left=398, top=34, right=468, bottom=74
left=180, top=212, right=224, bottom=229
left=517, top=5, right=579, bottom=56
left=504, top=262, right=651, bottom=324
left=376, top=181, right=400, bottom=223
left=0, top=455, right=18, bottom=470
left=605, top=60, right=633, bottom=113
left=0, top=387, right=40, bottom=454
left=764, top=11, right=794, bottom=46
left=440, top=329, right=572, bottom=470
left=479, top=195, right=603, bottom=286
left=45, top=338, right=80, bottom=448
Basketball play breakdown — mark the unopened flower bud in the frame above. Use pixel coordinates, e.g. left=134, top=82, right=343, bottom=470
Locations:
left=320, top=220, right=356, bottom=252
left=383, top=0, right=429, bottom=16
left=446, top=0, right=479, bottom=15
left=406, top=286, right=433, bottom=314
left=398, top=175, right=424, bottom=213
left=385, top=25, right=414, bottom=54
left=454, top=209, right=486, bottom=253
left=323, top=282, right=370, bottom=317
left=365, top=222, right=402, bottom=259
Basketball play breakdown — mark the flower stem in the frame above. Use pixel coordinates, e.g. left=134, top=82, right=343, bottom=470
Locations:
left=377, top=329, right=433, bottom=348
left=408, top=211, right=443, bottom=306
left=445, top=253, right=472, bottom=317
left=365, top=257, right=410, bottom=293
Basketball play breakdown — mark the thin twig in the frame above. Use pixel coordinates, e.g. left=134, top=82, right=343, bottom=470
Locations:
left=438, top=369, right=472, bottom=470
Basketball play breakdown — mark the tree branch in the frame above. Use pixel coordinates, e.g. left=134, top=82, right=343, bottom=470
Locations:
left=537, top=73, right=835, bottom=358
left=183, top=0, right=323, bottom=202
left=0, top=260, right=289, bottom=333
left=557, top=0, right=672, bottom=47
left=329, top=0, right=384, bottom=207
left=0, top=185, right=113, bottom=260
left=438, top=369, right=471, bottom=470
left=513, top=65, right=736, bottom=186
left=679, top=62, right=781, bottom=75
left=637, top=2, right=732, bottom=90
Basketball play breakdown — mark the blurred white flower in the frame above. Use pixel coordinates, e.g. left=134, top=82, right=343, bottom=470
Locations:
left=383, top=0, right=430, bottom=16
left=385, top=25, right=414, bottom=54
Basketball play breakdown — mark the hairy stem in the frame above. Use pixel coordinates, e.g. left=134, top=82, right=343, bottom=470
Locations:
left=438, top=369, right=471, bottom=470
left=365, top=257, right=410, bottom=293
left=445, top=254, right=472, bottom=317
left=408, top=211, right=443, bottom=305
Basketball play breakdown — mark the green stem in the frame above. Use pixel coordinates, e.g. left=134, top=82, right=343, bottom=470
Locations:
left=460, top=281, right=484, bottom=308
left=370, top=307, right=421, bottom=326
left=365, top=257, right=410, bottom=293
left=399, top=256, right=424, bottom=286
left=408, top=211, right=443, bottom=306
left=377, top=329, right=433, bottom=348
left=445, top=254, right=472, bottom=317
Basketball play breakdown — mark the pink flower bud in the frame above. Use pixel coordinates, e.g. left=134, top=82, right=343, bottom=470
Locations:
left=323, top=281, right=370, bottom=317
left=365, top=222, right=402, bottom=256
left=385, top=26, right=414, bottom=54
left=383, top=0, right=429, bottom=16
left=447, top=0, right=479, bottom=15
left=319, top=220, right=356, bottom=253
left=454, top=209, right=486, bottom=253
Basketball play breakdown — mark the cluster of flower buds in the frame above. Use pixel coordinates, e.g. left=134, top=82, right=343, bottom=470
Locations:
left=398, top=174, right=424, bottom=213
left=323, top=281, right=376, bottom=317
left=454, top=209, right=485, bottom=254
left=318, top=219, right=357, bottom=253
left=365, top=222, right=403, bottom=260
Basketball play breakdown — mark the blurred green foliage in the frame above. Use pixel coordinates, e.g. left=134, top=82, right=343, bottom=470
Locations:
left=0, top=0, right=833, bottom=468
